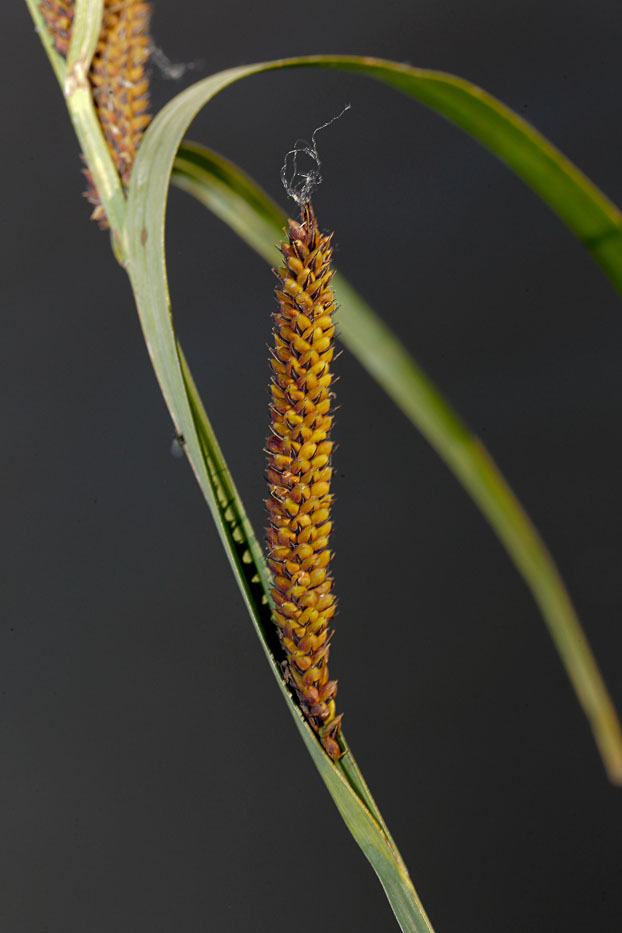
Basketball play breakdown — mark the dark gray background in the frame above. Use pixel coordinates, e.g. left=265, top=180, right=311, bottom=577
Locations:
left=4, top=1, right=622, bottom=930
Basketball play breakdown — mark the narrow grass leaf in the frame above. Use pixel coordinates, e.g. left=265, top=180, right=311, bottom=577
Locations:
left=144, top=54, right=622, bottom=288
left=65, top=0, right=103, bottom=75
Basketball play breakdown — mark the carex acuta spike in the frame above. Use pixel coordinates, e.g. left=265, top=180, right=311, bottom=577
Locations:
left=40, top=0, right=151, bottom=226
left=265, top=202, right=342, bottom=759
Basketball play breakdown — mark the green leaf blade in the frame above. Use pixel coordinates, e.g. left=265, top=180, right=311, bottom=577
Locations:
left=66, top=0, right=103, bottom=76
left=328, top=58, right=622, bottom=262
left=143, top=54, right=622, bottom=290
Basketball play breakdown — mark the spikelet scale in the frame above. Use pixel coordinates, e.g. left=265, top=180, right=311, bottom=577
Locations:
left=40, top=0, right=75, bottom=56
left=266, top=202, right=342, bottom=759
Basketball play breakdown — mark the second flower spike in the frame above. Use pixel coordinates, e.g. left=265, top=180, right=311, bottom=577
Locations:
left=265, top=202, right=342, bottom=760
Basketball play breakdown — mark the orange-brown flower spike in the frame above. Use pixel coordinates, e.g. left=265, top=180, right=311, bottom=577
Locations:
left=39, top=0, right=151, bottom=226
left=89, top=0, right=152, bottom=191
left=266, top=202, right=343, bottom=760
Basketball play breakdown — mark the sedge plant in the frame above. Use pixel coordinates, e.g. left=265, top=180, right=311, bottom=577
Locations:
left=22, top=1, right=622, bottom=930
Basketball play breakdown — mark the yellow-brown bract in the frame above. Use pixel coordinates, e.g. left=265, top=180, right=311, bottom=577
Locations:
left=266, top=202, right=342, bottom=760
